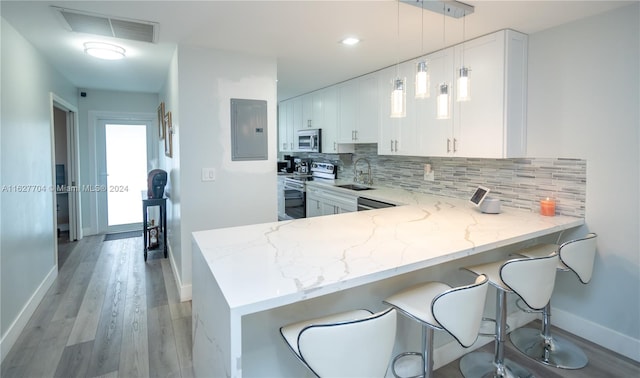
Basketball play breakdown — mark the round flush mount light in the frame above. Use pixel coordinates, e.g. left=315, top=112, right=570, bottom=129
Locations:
left=340, top=37, right=360, bottom=46
left=83, top=42, right=126, bottom=60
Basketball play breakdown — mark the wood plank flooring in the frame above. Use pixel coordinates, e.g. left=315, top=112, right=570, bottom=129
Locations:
left=2, top=234, right=638, bottom=377
left=1, top=235, right=192, bottom=378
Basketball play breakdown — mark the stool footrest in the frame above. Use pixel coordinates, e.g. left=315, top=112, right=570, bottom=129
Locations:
left=391, top=352, right=425, bottom=378
left=515, top=298, right=543, bottom=314
left=478, top=317, right=510, bottom=337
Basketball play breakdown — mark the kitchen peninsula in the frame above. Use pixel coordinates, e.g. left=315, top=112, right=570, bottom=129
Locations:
left=192, top=190, right=583, bottom=377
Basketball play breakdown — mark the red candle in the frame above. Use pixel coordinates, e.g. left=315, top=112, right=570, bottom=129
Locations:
left=540, top=198, right=556, bottom=216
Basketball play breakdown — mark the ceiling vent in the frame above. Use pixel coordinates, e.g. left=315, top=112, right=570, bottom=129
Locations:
left=56, top=7, right=158, bottom=43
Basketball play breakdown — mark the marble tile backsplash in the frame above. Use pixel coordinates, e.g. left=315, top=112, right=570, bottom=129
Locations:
left=304, top=143, right=586, bottom=217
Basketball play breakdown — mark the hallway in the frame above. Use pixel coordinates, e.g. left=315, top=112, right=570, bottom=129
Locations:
left=0, top=235, right=192, bottom=377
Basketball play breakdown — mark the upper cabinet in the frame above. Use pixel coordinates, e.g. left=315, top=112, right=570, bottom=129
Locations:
left=451, top=29, right=528, bottom=158
left=338, top=74, right=378, bottom=144
left=411, top=29, right=528, bottom=158
left=279, top=29, right=527, bottom=158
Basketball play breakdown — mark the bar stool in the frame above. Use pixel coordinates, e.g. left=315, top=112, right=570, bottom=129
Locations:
left=279, top=307, right=397, bottom=377
left=383, top=275, right=489, bottom=378
left=510, top=233, right=597, bottom=369
left=459, top=254, right=559, bottom=378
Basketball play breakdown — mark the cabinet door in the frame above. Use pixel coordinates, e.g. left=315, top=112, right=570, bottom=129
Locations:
left=377, top=63, right=417, bottom=156
left=306, top=194, right=322, bottom=218
left=322, top=87, right=354, bottom=153
left=338, top=81, right=358, bottom=143
left=278, top=100, right=295, bottom=152
left=453, top=32, right=505, bottom=158
left=291, top=97, right=303, bottom=150
left=356, top=74, right=378, bottom=143
left=415, top=47, right=455, bottom=157
left=302, top=94, right=314, bottom=129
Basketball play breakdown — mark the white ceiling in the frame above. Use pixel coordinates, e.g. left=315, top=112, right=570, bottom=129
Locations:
left=1, top=1, right=634, bottom=101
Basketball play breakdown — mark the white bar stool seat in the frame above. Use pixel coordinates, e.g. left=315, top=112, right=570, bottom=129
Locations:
left=280, top=307, right=397, bottom=377
left=510, top=233, right=597, bottom=369
left=460, top=254, right=559, bottom=378
left=383, top=275, right=489, bottom=378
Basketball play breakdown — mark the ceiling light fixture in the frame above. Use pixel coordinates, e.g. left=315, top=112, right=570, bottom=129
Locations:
left=341, top=37, right=360, bottom=46
left=83, top=42, right=125, bottom=60
left=415, top=1, right=430, bottom=99
left=391, top=0, right=406, bottom=118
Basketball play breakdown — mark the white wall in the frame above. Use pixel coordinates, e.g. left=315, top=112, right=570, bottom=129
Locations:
left=527, top=3, right=639, bottom=359
left=160, top=46, right=278, bottom=300
left=77, top=89, right=159, bottom=235
left=0, top=18, right=77, bottom=361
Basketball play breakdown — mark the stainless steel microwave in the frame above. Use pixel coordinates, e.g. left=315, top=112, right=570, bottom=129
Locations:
left=297, top=129, right=321, bottom=153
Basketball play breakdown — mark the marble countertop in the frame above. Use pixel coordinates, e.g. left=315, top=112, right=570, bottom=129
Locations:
left=193, top=188, right=583, bottom=316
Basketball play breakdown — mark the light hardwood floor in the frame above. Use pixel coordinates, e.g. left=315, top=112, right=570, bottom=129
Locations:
left=1, top=235, right=192, bottom=378
left=2, top=235, right=638, bottom=377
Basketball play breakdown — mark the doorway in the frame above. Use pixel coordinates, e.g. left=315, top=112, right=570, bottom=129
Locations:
left=96, top=117, right=153, bottom=234
left=51, top=93, right=82, bottom=269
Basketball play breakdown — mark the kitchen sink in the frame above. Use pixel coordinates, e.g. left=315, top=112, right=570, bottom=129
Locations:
left=336, top=184, right=375, bottom=191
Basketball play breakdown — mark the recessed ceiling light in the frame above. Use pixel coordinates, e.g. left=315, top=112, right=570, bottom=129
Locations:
left=341, top=37, right=360, bottom=46
left=83, top=42, right=126, bottom=60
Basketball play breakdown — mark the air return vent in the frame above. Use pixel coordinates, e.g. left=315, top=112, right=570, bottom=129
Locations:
left=57, top=7, right=157, bottom=43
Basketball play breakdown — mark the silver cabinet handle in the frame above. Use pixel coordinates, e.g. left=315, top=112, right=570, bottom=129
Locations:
left=333, top=142, right=337, bottom=151
left=390, top=140, right=394, bottom=152
left=453, top=138, right=458, bottom=153
left=447, top=138, right=451, bottom=153
left=394, top=140, right=398, bottom=152
left=355, top=130, right=358, bottom=140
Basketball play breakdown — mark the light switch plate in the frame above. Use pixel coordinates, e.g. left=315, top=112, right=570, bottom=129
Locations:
left=202, top=168, right=216, bottom=181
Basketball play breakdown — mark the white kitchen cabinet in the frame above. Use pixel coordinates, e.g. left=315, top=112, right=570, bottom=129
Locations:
left=278, top=100, right=294, bottom=152
left=338, top=74, right=378, bottom=144
left=378, top=63, right=418, bottom=156
left=414, top=29, right=527, bottom=158
left=321, top=87, right=354, bottom=154
left=451, top=29, right=528, bottom=158
left=306, top=185, right=357, bottom=217
left=414, top=47, right=455, bottom=157
left=301, top=91, right=323, bottom=130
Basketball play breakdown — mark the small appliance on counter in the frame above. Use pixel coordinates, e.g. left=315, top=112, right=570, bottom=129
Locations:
left=294, top=158, right=312, bottom=174
left=469, top=185, right=501, bottom=214
left=282, top=155, right=296, bottom=173
left=147, top=169, right=168, bottom=199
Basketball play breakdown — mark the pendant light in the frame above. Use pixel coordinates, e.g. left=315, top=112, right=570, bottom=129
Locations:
left=436, top=2, right=450, bottom=119
left=457, top=10, right=471, bottom=102
left=415, top=1, right=430, bottom=99
left=436, top=83, right=450, bottom=119
left=390, top=0, right=406, bottom=118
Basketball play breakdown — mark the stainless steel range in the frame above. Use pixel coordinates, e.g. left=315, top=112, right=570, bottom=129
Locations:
left=283, top=162, right=336, bottom=219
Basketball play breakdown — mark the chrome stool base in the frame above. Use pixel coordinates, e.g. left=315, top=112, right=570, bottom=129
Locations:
left=460, top=352, right=534, bottom=378
left=510, top=327, right=588, bottom=369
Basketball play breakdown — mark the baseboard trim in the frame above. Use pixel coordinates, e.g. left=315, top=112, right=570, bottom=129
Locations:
left=0, top=265, right=57, bottom=363
left=167, top=242, right=192, bottom=302
left=551, top=306, right=640, bottom=363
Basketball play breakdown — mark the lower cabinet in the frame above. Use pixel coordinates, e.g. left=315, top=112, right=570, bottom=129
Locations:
left=306, top=185, right=357, bottom=217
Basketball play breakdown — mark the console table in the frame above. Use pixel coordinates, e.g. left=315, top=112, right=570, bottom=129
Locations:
left=142, top=193, right=167, bottom=261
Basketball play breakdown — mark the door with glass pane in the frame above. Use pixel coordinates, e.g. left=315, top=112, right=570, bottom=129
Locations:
left=98, top=120, right=149, bottom=233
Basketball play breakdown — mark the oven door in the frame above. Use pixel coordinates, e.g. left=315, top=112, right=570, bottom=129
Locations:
left=284, top=179, right=306, bottom=219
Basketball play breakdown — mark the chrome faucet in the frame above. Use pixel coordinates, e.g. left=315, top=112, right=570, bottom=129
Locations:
left=353, top=157, right=373, bottom=185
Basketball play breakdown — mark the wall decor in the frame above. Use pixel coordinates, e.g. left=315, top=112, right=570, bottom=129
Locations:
left=164, top=111, right=172, bottom=158
left=157, top=102, right=165, bottom=140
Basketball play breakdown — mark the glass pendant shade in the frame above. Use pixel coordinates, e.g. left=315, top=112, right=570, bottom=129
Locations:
left=415, top=61, right=430, bottom=99
left=457, top=67, right=471, bottom=101
left=436, top=83, right=450, bottom=120
left=390, top=78, right=406, bottom=118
